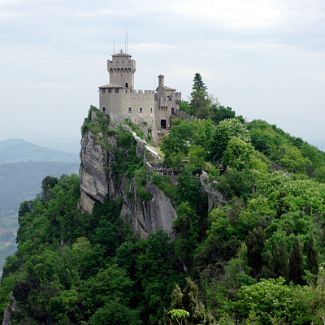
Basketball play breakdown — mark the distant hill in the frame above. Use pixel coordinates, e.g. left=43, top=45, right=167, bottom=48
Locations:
left=0, top=140, right=79, bottom=273
left=0, top=161, right=79, bottom=211
left=0, top=139, right=78, bottom=164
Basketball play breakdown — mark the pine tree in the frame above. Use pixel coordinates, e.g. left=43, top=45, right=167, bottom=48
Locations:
left=190, top=73, right=210, bottom=118
left=182, top=277, right=206, bottom=324
left=271, top=238, right=289, bottom=279
left=171, top=284, right=184, bottom=310
left=246, top=227, right=265, bottom=277
left=306, top=234, right=319, bottom=275
left=289, top=237, right=304, bottom=284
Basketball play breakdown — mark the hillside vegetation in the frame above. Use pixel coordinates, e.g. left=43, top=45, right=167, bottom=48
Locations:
left=1, top=75, right=325, bottom=324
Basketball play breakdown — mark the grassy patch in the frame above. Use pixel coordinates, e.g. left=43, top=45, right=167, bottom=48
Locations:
left=152, top=173, right=178, bottom=202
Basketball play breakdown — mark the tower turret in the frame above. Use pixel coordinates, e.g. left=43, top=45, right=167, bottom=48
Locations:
left=158, top=74, right=165, bottom=87
left=107, top=49, right=136, bottom=90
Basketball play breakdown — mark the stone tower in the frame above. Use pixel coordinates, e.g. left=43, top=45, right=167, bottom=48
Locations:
left=107, top=49, right=136, bottom=90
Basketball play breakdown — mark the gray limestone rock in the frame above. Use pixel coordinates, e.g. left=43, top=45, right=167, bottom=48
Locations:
left=79, top=127, right=177, bottom=237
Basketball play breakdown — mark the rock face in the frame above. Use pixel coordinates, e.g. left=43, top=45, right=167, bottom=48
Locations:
left=200, top=172, right=227, bottom=210
left=79, top=112, right=177, bottom=237
left=120, top=181, right=177, bottom=238
left=2, top=292, right=16, bottom=325
left=79, top=132, right=109, bottom=213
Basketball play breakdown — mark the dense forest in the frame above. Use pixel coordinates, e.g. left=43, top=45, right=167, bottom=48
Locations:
left=1, top=73, right=325, bottom=324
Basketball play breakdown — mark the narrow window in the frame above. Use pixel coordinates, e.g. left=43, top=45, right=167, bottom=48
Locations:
left=101, top=89, right=106, bottom=93
left=139, top=107, right=143, bottom=113
left=128, top=107, right=132, bottom=113
left=150, top=107, right=153, bottom=113
left=115, top=88, right=119, bottom=93
left=161, top=119, right=167, bottom=129
left=125, top=82, right=128, bottom=88
left=102, top=107, right=106, bottom=112
left=171, top=107, right=175, bottom=115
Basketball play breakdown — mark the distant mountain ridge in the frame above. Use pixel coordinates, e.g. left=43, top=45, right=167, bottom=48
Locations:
left=0, top=139, right=78, bottom=164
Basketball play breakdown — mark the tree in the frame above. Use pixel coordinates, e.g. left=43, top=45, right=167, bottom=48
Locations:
left=289, top=237, right=304, bottom=284
left=190, top=73, right=210, bottom=118
left=168, top=309, right=190, bottom=325
left=265, top=232, right=289, bottom=279
left=223, top=137, right=255, bottom=171
left=235, top=278, right=313, bottom=324
left=305, top=233, right=319, bottom=276
left=41, top=176, right=58, bottom=201
left=245, top=227, right=265, bottom=277
left=179, top=100, right=191, bottom=114
left=210, top=105, right=236, bottom=124
left=210, top=118, right=250, bottom=162
left=170, top=278, right=211, bottom=324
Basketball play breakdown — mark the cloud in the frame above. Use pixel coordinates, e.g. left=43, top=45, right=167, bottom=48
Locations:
left=169, top=0, right=284, bottom=28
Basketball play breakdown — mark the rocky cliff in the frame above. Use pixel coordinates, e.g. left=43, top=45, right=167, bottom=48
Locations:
left=79, top=108, right=177, bottom=237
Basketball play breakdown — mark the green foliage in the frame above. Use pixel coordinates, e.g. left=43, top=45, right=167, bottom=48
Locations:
left=209, top=105, right=236, bottom=124
left=210, top=118, right=250, bottom=162
left=246, top=227, right=265, bottom=277
left=161, top=119, right=215, bottom=168
left=216, top=168, right=256, bottom=200
left=124, top=118, right=145, bottom=140
left=168, top=308, right=190, bottom=325
left=179, top=100, right=192, bottom=114
left=306, top=233, right=319, bottom=276
left=169, top=278, right=213, bottom=324
left=113, top=126, right=143, bottom=181
left=134, top=167, right=152, bottom=202
left=190, top=73, right=211, bottom=118
left=81, top=106, right=110, bottom=137
left=233, top=278, right=314, bottom=324
left=289, top=237, right=304, bottom=284
left=248, top=119, right=325, bottom=179
left=152, top=173, right=178, bottom=201
left=3, top=92, right=325, bottom=325
left=223, top=137, right=255, bottom=171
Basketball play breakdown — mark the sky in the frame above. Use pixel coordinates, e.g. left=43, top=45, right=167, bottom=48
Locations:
left=0, top=0, right=325, bottom=153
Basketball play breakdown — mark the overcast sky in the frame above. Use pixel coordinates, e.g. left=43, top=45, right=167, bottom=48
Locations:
left=0, top=0, right=324, bottom=152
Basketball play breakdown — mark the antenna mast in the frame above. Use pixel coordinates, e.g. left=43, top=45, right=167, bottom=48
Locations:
left=127, top=30, right=129, bottom=53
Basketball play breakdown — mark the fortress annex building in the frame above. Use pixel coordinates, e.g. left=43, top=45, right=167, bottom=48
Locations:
left=99, top=50, right=181, bottom=142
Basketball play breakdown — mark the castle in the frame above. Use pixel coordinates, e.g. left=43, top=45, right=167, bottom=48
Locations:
left=99, top=50, right=181, bottom=142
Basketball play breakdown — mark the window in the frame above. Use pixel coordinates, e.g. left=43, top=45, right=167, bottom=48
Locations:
left=101, top=89, right=106, bottom=93
left=125, top=82, right=128, bottom=88
left=161, top=119, right=167, bottom=129
left=115, top=88, right=119, bottom=93
left=171, top=107, right=175, bottom=115
left=139, top=107, right=143, bottom=113
left=128, top=107, right=132, bottom=113
left=102, top=107, right=106, bottom=112
left=150, top=107, right=153, bottom=113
